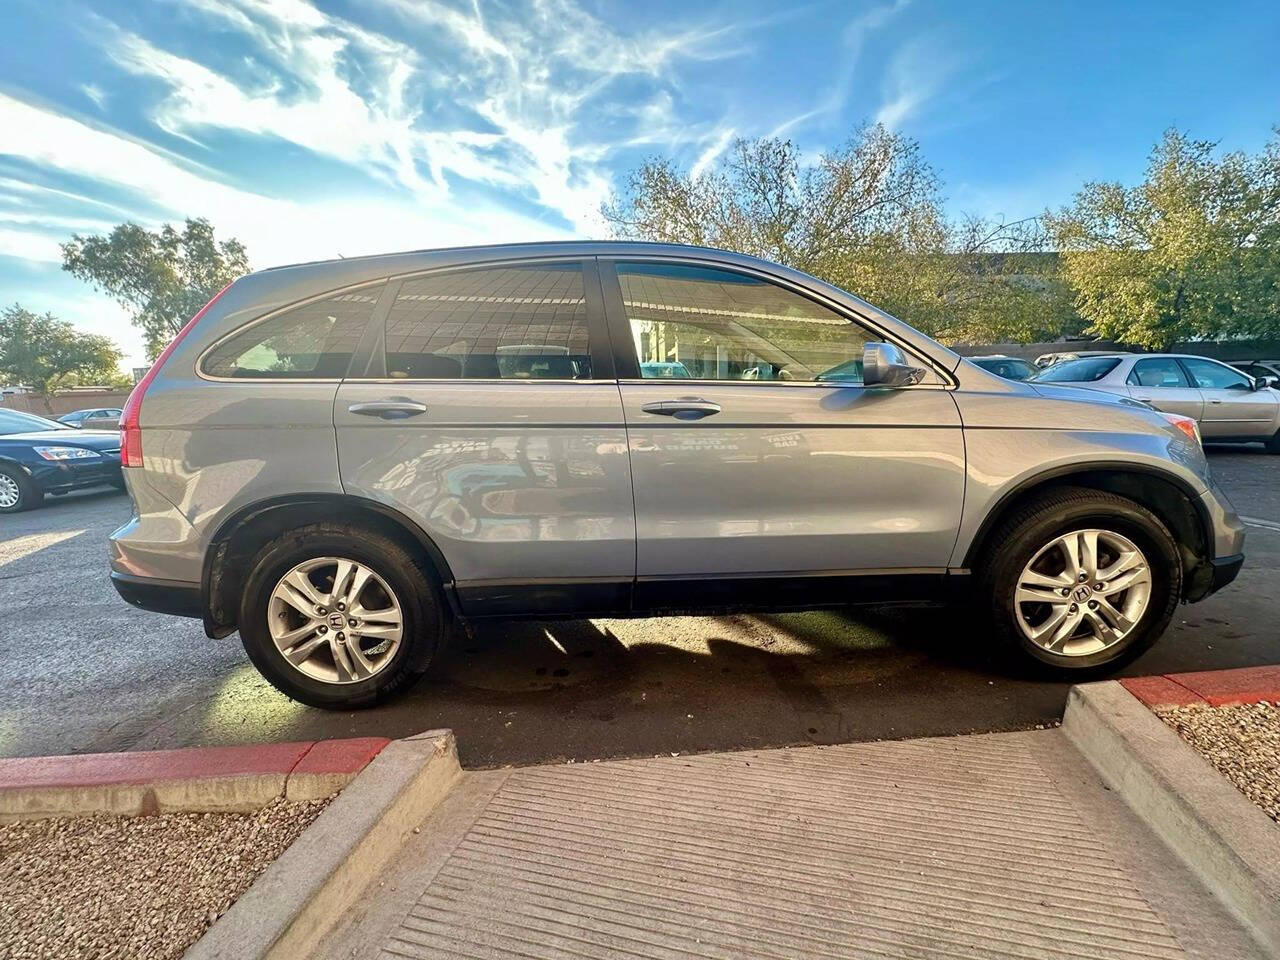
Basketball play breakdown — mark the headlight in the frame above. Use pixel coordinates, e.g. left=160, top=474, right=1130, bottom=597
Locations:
left=33, top=446, right=102, bottom=461
left=1160, top=413, right=1202, bottom=446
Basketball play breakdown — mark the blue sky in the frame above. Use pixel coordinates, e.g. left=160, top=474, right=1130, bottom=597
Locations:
left=2, top=0, right=1278, bottom=368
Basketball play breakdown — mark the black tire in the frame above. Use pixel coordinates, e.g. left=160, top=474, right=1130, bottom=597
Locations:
left=981, top=487, right=1181, bottom=676
left=238, top=522, right=445, bottom=708
left=1267, top=431, right=1280, bottom=454
left=0, top=464, right=39, bottom=514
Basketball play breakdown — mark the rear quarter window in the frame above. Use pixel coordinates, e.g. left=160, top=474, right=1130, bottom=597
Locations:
left=201, top=283, right=385, bottom=379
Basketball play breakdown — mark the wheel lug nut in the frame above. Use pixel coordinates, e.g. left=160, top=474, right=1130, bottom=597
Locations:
left=1094, top=583, right=1104, bottom=591
left=336, top=632, right=346, bottom=643
left=1069, top=603, right=1078, bottom=612
left=318, top=625, right=328, bottom=633
left=337, top=602, right=345, bottom=611
left=1078, top=573, right=1088, bottom=582
left=1060, top=588, right=1071, bottom=597
left=1088, top=600, right=1098, bottom=609
left=316, top=606, right=326, bottom=615
left=348, top=618, right=357, bottom=627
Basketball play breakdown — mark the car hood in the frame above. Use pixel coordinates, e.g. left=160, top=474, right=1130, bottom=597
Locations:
left=0, top=429, right=120, bottom=450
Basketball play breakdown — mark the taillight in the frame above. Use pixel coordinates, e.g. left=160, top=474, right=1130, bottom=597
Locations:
left=120, top=283, right=232, bottom=468
left=1160, top=412, right=1202, bottom=447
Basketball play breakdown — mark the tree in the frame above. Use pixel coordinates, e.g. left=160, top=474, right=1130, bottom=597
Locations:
left=0, top=305, right=126, bottom=393
left=1046, top=128, right=1280, bottom=349
left=62, top=218, right=249, bottom=359
left=602, top=125, right=1076, bottom=345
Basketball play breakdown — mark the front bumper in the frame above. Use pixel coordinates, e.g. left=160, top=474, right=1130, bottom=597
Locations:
left=1184, top=553, right=1245, bottom=603
left=110, top=571, right=202, bottom=619
left=30, top=457, right=122, bottom=492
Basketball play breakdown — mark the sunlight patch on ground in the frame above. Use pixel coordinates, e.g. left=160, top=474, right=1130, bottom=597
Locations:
left=0, top=530, right=85, bottom=568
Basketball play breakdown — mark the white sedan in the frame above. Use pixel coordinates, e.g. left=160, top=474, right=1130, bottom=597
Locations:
left=1032, top=353, right=1280, bottom=452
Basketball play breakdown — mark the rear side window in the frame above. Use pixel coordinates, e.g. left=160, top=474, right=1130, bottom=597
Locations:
left=1031, top=357, right=1121, bottom=382
left=201, top=283, right=384, bottom=379
left=384, top=263, right=593, bottom=380
left=1127, top=358, right=1190, bottom=388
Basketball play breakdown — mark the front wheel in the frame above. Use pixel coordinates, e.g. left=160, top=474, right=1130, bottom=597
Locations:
left=238, top=523, right=445, bottom=708
left=982, top=488, right=1181, bottom=675
left=0, top=465, right=38, bottom=513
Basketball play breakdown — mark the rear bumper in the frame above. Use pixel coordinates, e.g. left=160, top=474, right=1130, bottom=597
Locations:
left=110, top=571, right=202, bottom=619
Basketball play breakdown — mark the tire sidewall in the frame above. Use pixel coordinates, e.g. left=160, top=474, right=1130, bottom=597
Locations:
left=239, top=531, right=441, bottom=707
left=989, top=501, right=1180, bottom=672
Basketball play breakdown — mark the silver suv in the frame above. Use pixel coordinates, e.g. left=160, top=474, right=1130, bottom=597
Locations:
left=109, top=243, right=1245, bottom=708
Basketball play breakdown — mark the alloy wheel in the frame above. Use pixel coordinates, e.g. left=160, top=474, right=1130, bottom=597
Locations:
left=267, top=556, right=404, bottom=684
left=1014, top=528, right=1152, bottom=657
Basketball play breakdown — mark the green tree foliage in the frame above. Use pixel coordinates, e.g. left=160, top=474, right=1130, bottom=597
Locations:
left=0, top=305, right=126, bottom=393
left=62, top=217, right=250, bottom=359
left=602, top=125, right=1077, bottom=345
left=1047, top=129, right=1280, bottom=349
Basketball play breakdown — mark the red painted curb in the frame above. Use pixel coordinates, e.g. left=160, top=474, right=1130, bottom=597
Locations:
left=0, top=738, right=387, bottom=791
left=293, top=737, right=391, bottom=776
left=1121, top=664, right=1280, bottom=709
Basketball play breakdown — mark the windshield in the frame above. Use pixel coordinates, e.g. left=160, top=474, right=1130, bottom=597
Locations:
left=0, top=408, right=71, bottom=435
left=1032, top=357, right=1122, bottom=383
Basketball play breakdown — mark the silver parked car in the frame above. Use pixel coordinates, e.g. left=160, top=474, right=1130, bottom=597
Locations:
left=59, top=407, right=123, bottom=431
left=1032, top=354, right=1280, bottom=451
left=109, top=243, right=1245, bottom=708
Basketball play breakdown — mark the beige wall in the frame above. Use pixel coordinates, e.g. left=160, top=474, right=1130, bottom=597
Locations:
left=1, top=390, right=132, bottom=418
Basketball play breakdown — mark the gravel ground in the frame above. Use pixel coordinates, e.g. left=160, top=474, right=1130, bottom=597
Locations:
left=0, top=796, right=330, bottom=960
left=1156, top=700, right=1280, bottom=824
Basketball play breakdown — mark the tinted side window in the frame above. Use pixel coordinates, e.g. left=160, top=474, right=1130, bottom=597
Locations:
left=202, top=283, right=384, bottom=379
left=615, top=262, right=874, bottom=383
left=1127, top=358, right=1190, bottom=388
left=385, top=264, right=593, bottom=380
left=1182, top=357, right=1252, bottom=390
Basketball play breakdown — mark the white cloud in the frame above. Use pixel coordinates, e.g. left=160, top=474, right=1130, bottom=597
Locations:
left=80, top=84, right=108, bottom=109
left=690, top=127, right=735, bottom=179
left=874, top=34, right=966, bottom=131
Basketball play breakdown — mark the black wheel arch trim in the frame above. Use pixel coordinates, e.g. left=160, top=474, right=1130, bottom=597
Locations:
left=962, top=461, right=1214, bottom=576
left=201, top=493, right=460, bottom=635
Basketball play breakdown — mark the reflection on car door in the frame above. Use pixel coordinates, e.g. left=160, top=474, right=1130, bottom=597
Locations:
left=1180, top=357, right=1279, bottom=439
left=334, top=260, right=636, bottom=615
left=1124, top=357, right=1203, bottom=421
left=601, top=259, right=965, bottom=605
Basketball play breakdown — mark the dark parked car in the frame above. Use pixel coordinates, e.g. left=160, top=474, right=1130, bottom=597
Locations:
left=59, top=407, right=123, bottom=431
left=0, top=408, right=123, bottom=512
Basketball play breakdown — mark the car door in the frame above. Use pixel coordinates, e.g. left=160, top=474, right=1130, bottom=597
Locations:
left=1180, top=356, right=1279, bottom=439
left=1124, top=357, right=1204, bottom=421
left=600, top=258, right=965, bottom=603
left=334, top=259, right=635, bottom=616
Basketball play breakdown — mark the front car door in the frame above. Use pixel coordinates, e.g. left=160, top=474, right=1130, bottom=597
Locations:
left=334, top=259, right=635, bottom=616
left=600, top=258, right=965, bottom=607
left=1180, top=356, right=1280, bottom=440
left=1124, top=356, right=1204, bottom=421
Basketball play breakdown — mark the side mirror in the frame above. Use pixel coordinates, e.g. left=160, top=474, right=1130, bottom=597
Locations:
left=1258, top=375, right=1280, bottom=391
left=863, top=342, right=925, bottom=388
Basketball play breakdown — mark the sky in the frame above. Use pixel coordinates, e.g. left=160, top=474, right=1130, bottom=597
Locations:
left=1, top=0, right=1278, bottom=370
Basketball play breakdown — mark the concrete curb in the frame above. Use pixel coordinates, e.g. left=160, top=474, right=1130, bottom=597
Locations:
left=1063, top=680, right=1280, bottom=955
left=185, top=728, right=462, bottom=960
left=0, top=737, right=390, bottom=821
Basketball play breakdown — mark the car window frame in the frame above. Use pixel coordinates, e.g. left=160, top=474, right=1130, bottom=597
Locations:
left=596, top=256, right=949, bottom=388
left=1126, top=357, right=1192, bottom=389
left=1177, top=356, right=1254, bottom=391
left=349, top=257, right=615, bottom=384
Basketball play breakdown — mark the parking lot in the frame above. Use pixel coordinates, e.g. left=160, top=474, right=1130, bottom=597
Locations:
left=1, top=448, right=1277, bottom=768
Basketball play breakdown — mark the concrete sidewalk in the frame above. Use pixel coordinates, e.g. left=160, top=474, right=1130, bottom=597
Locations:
left=318, top=729, right=1265, bottom=960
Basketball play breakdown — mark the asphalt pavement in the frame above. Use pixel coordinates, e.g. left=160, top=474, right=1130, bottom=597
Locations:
left=1, top=448, right=1277, bottom=767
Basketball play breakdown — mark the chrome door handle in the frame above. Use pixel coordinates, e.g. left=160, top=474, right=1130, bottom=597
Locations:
left=348, top=398, right=428, bottom=419
left=641, top=398, right=721, bottom=419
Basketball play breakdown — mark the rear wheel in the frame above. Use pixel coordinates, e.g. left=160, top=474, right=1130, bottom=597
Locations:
left=0, top=465, right=38, bottom=513
left=238, top=523, right=444, bottom=708
left=1266, top=431, right=1280, bottom=454
left=982, top=488, right=1181, bottom=674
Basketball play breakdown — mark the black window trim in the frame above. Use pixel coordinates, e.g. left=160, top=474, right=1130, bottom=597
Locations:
left=596, top=256, right=954, bottom=388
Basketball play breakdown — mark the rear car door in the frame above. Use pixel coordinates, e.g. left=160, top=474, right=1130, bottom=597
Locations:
left=600, top=258, right=964, bottom=601
left=1124, top=357, right=1204, bottom=421
left=334, top=259, right=635, bottom=616
left=1180, top=356, right=1279, bottom=439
